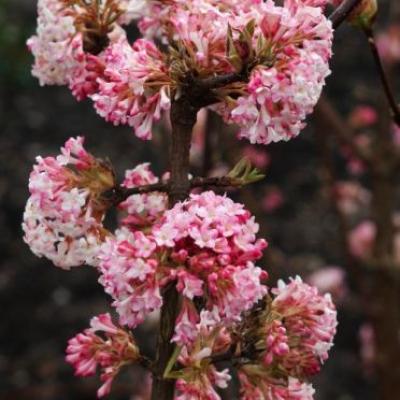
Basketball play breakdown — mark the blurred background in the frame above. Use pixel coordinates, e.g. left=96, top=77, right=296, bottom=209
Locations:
left=1, top=1, right=400, bottom=399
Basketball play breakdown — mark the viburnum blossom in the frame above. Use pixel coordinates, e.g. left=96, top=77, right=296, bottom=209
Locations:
left=27, top=0, right=131, bottom=100
left=22, top=137, right=114, bottom=269
left=153, top=191, right=268, bottom=322
left=237, top=277, right=336, bottom=399
left=66, top=313, right=140, bottom=397
left=138, top=0, right=333, bottom=144
left=98, top=190, right=268, bottom=328
left=307, top=266, right=347, bottom=302
left=119, top=163, right=168, bottom=227
left=91, top=37, right=171, bottom=140
left=261, top=277, right=337, bottom=377
left=174, top=308, right=232, bottom=400
left=29, top=0, right=333, bottom=145
left=217, top=0, right=333, bottom=144
left=239, top=371, right=315, bottom=400
left=98, top=227, right=163, bottom=327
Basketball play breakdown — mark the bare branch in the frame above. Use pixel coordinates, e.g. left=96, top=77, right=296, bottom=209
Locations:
left=106, top=176, right=247, bottom=206
left=363, top=27, right=400, bottom=127
left=329, top=0, right=363, bottom=29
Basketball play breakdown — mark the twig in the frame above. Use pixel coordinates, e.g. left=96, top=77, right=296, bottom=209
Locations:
left=138, top=355, right=155, bottom=372
left=329, top=0, right=364, bottom=29
left=106, top=176, right=246, bottom=205
left=363, top=26, right=400, bottom=127
left=196, top=71, right=246, bottom=91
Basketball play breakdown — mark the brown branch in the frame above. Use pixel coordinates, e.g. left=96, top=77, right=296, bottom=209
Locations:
left=196, top=71, right=246, bottom=91
left=191, top=176, right=243, bottom=189
left=210, top=345, right=263, bottom=366
left=329, top=0, right=364, bottom=29
left=363, top=27, right=400, bottom=127
left=106, top=177, right=246, bottom=205
left=107, top=182, right=168, bottom=203
left=138, top=355, right=155, bottom=372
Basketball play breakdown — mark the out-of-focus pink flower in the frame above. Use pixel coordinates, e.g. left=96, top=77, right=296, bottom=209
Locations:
left=393, top=125, right=400, bottom=147
left=376, top=25, right=400, bottom=65
left=307, top=266, right=347, bottom=302
left=349, top=105, right=378, bottom=128
left=262, top=187, right=284, bottom=213
left=190, top=109, right=208, bottom=167
left=334, top=181, right=371, bottom=216
left=242, top=146, right=270, bottom=170
left=348, top=220, right=376, bottom=260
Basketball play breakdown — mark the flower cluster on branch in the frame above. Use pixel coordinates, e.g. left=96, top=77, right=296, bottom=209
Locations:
left=28, top=0, right=334, bottom=144
left=23, top=0, right=352, bottom=398
left=22, top=137, right=337, bottom=398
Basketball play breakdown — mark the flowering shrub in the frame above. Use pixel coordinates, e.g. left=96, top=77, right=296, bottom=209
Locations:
left=24, top=0, right=351, bottom=398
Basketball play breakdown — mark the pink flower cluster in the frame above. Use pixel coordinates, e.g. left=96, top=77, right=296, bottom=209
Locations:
left=268, top=277, right=337, bottom=376
left=175, top=307, right=232, bottom=400
left=154, top=191, right=268, bottom=322
left=91, top=38, right=171, bottom=140
left=140, top=0, right=333, bottom=144
left=239, top=372, right=315, bottom=400
left=119, top=163, right=168, bottom=227
left=27, top=0, right=78, bottom=86
left=98, top=190, right=268, bottom=328
left=220, top=0, right=332, bottom=144
left=29, top=0, right=333, bottom=145
left=238, top=276, right=337, bottom=399
left=22, top=137, right=114, bottom=269
left=66, top=313, right=139, bottom=397
left=98, top=227, right=163, bottom=327
left=27, top=0, right=130, bottom=100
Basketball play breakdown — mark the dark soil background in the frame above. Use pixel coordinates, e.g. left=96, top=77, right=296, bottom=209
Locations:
left=1, top=1, right=399, bottom=399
